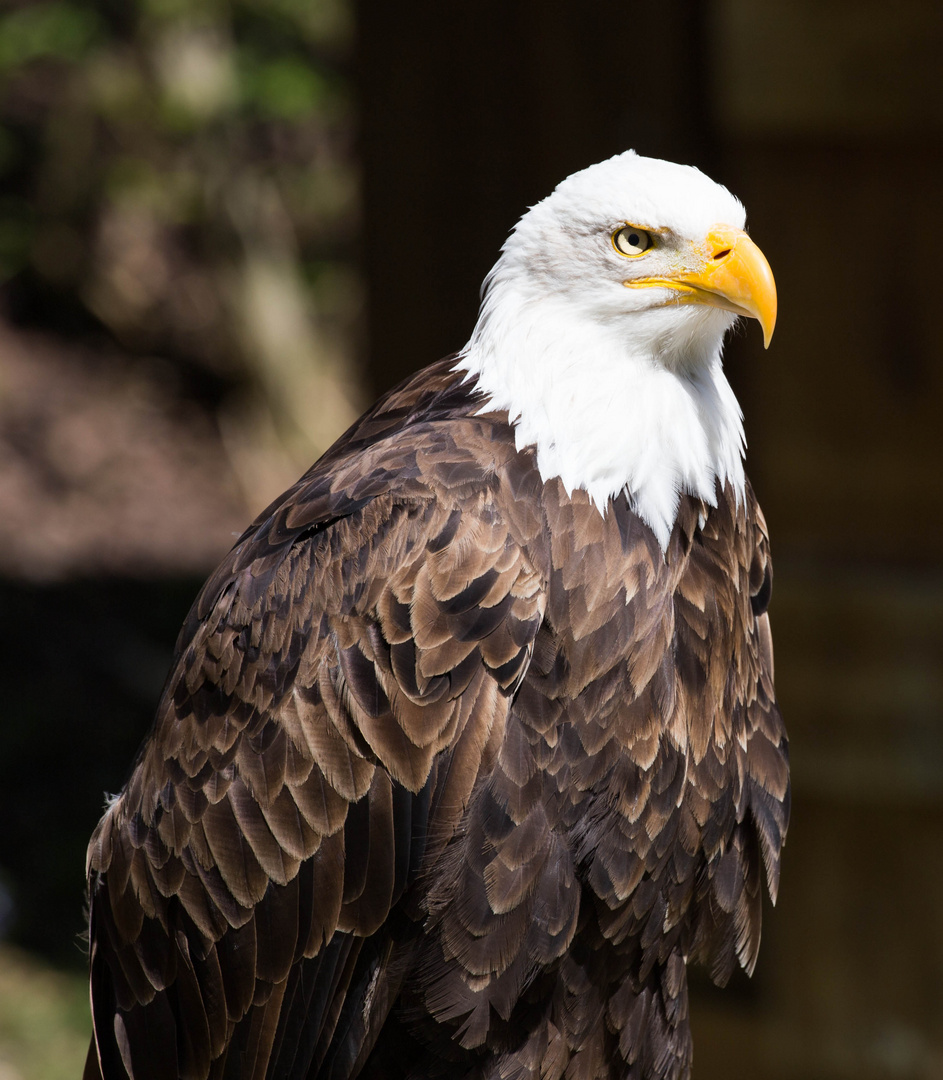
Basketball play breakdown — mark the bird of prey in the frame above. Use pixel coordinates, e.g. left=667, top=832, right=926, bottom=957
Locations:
left=85, top=150, right=789, bottom=1080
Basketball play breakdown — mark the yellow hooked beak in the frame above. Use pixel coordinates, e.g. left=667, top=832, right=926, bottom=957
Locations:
left=624, top=225, right=777, bottom=348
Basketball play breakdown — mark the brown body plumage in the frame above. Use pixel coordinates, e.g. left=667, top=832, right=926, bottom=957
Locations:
left=85, top=358, right=788, bottom=1080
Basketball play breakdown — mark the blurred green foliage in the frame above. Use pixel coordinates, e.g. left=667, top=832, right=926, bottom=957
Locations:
left=0, top=0, right=358, bottom=433
left=0, top=3, right=101, bottom=71
left=0, top=944, right=90, bottom=1080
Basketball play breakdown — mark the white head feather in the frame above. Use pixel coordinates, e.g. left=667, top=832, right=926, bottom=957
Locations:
left=455, top=150, right=750, bottom=550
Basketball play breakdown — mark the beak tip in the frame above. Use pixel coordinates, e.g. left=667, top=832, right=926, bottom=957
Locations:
left=761, top=309, right=776, bottom=349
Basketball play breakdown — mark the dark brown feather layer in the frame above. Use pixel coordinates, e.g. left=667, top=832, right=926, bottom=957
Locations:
left=86, top=358, right=788, bottom=1080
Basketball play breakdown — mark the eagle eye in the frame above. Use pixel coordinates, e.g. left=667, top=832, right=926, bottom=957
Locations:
left=612, top=226, right=653, bottom=257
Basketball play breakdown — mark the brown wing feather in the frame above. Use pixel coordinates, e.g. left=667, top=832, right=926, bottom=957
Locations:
left=399, top=482, right=787, bottom=1080
left=86, top=367, right=547, bottom=1080
left=87, top=360, right=789, bottom=1080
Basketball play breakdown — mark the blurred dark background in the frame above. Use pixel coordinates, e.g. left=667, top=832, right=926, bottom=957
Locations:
left=1, top=1, right=942, bottom=1077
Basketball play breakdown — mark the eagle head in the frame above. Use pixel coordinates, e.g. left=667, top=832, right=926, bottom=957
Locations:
left=456, top=150, right=778, bottom=549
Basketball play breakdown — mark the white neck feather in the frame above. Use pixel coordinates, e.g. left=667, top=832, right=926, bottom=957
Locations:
left=455, top=284, right=746, bottom=550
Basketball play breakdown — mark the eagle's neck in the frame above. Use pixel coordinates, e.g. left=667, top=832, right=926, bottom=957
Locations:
left=455, top=284, right=746, bottom=550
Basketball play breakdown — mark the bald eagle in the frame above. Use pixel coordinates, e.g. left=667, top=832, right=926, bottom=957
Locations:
left=85, top=151, right=789, bottom=1080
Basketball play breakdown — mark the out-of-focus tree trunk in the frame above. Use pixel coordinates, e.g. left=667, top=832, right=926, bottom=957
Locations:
left=220, top=172, right=362, bottom=510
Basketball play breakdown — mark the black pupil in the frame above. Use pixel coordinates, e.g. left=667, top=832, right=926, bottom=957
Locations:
left=628, top=232, right=640, bottom=247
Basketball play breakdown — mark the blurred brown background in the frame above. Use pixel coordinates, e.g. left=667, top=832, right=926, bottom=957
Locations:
left=1, top=1, right=941, bottom=1077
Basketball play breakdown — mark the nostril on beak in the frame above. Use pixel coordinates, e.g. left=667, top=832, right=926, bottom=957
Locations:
left=713, top=248, right=731, bottom=261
